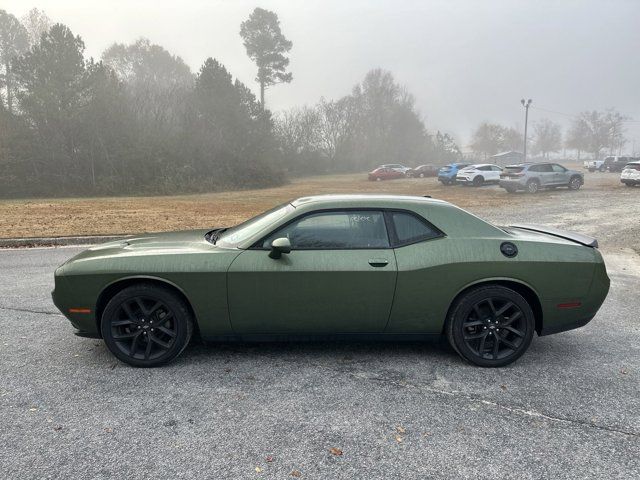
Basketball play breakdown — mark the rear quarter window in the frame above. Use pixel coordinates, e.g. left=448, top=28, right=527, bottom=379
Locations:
left=391, top=212, right=442, bottom=246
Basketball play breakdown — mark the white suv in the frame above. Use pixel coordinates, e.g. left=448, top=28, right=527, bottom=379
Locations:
left=620, top=162, right=640, bottom=187
left=456, top=163, right=503, bottom=186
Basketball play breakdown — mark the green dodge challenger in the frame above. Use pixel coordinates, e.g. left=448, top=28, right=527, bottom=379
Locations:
left=52, top=194, right=610, bottom=368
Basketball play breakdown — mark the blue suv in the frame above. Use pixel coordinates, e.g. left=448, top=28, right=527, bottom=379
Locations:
left=438, top=163, right=470, bottom=185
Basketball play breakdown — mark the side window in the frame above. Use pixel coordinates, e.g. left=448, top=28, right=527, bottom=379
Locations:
left=391, top=212, right=442, bottom=246
left=492, top=165, right=503, bottom=171
left=539, top=164, right=553, bottom=172
left=479, top=165, right=491, bottom=171
left=262, top=211, right=390, bottom=249
left=528, top=165, right=540, bottom=172
left=551, top=164, right=566, bottom=173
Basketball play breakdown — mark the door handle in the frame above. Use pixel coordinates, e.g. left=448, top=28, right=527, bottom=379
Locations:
left=368, top=258, right=389, bottom=267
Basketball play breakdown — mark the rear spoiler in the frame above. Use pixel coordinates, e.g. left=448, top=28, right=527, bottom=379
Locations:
left=509, top=224, right=598, bottom=248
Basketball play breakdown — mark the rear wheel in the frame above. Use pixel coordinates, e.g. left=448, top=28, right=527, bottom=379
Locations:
left=446, top=286, right=535, bottom=367
left=526, top=179, right=540, bottom=194
left=599, top=165, right=606, bottom=172
left=472, top=176, right=484, bottom=187
left=505, top=187, right=517, bottom=193
left=376, top=177, right=382, bottom=182
left=568, top=176, right=582, bottom=190
left=419, top=173, right=425, bottom=178
left=101, top=283, right=194, bottom=367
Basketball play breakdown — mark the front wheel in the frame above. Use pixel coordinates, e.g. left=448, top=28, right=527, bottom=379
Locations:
left=568, top=176, right=582, bottom=190
left=101, top=283, right=194, bottom=367
left=526, top=179, right=540, bottom=194
left=472, top=176, right=484, bottom=187
left=445, top=285, right=535, bottom=367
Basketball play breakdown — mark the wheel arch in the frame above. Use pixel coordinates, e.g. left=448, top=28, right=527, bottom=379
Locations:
left=95, top=276, right=199, bottom=336
left=444, top=278, right=543, bottom=335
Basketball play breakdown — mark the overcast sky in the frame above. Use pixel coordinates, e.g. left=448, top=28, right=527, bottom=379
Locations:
left=5, top=0, right=640, bottom=150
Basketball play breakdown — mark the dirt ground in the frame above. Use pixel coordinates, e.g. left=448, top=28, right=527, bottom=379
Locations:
left=0, top=169, right=635, bottom=240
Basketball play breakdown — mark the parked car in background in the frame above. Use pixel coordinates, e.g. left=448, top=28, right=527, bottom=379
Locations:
left=407, top=164, right=438, bottom=178
left=499, top=162, right=584, bottom=193
left=583, top=159, right=605, bottom=172
left=368, top=167, right=406, bottom=181
left=380, top=163, right=411, bottom=174
left=456, top=164, right=503, bottom=186
left=437, top=163, right=470, bottom=185
left=604, top=156, right=639, bottom=173
left=620, top=161, right=640, bottom=187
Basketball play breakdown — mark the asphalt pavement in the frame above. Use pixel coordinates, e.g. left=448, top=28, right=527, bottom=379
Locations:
left=0, top=244, right=638, bottom=479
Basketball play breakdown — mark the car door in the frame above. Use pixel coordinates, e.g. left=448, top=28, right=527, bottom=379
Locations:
left=551, top=163, right=568, bottom=184
left=489, top=165, right=503, bottom=182
left=536, top=163, right=555, bottom=185
left=227, top=209, right=398, bottom=334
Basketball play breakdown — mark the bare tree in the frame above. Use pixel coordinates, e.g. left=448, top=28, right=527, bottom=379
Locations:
left=532, top=118, right=562, bottom=159
left=21, top=8, right=52, bottom=47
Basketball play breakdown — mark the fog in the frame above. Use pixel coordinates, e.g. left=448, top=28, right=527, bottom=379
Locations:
left=4, top=0, right=639, bottom=147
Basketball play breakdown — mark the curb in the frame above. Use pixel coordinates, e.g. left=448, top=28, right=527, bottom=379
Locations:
left=0, top=235, right=127, bottom=249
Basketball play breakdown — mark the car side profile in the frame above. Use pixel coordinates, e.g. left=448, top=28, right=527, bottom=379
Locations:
left=407, top=164, right=438, bottom=178
left=368, top=167, right=406, bottom=181
left=456, top=163, right=503, bottom=186
left=380, top=163, right=411, bottom=173
left=53, top=195, right=609, bottom=368
left=437, top=163, right=470, bottom=185
left=620, top=161, right=640, bottom=186
left=499, top=162, right=584, bottom=193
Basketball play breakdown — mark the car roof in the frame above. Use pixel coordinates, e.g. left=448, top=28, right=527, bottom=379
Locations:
left=467, top=163, right=494, bottom=168
left=291, top=194, right=449, bottom=208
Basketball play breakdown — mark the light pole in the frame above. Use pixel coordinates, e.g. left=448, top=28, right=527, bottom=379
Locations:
left=521, top=98, right=532, bottom=161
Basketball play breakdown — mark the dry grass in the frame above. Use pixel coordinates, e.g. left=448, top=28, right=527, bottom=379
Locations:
left=0, top=168, right=618, bottom=238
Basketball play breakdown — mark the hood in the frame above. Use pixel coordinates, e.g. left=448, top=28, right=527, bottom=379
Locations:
left=61, top=229, right=217, bottom=265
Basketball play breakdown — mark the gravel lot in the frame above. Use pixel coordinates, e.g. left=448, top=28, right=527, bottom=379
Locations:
left=1, top=176, right=639, bottom=479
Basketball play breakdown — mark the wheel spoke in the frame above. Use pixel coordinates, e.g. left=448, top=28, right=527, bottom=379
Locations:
left=122, top=302, right=138, bottom=322
left=135, top=297, right=148, bottom=316
left=500, top=337, right=519, bottom=350
left=486, top=299, right=497, bottom=315
left=478, top=333, right=488, bottom=356
left=148, top=301, right=162, bottom=316
left=112, top=319, right=135, bottom=327
left=158, top=326, right=176, bottom=337
left=504, top=326, right=524, bottom=337
left=501, top=311, right=522, bottom=326
left=495, top=302, right=514, bottom=317
left=129, top=332, right=142, bottom=356
left=153, top=312, right=173, bottom=326
left=464, top=331, right=486, bottom=340
left=463, top=320, right=484, bottom=328
left=112, top=331, right=138, bottom=340
left=492, top=336, right=500, bottom=359
left=149, top=334, right=171, bottom=349
left=144, top=337, right=153, bottom=360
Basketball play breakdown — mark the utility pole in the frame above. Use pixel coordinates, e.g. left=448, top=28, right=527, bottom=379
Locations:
left=521, top=99, right=532, bottom=161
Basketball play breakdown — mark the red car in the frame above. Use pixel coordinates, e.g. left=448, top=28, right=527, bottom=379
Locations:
left=368, top=167, right=406, bottom=181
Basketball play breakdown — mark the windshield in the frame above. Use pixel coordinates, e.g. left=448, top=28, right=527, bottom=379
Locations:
left=215, top=203, right=294, bottom=247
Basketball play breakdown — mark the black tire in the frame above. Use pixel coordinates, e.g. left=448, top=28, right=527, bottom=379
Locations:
left=505, top=187, right=517, bottom=193
left=101, top=283, right=194, bottom=367
left=376, top=177, right=382, bottom=182
left=599, top=165, right=605, bottom=172
left=419, top=173, right=425, bottom=178
left=472, top=176, right=484, bottom=187
left=440, top=179, right=450, bottom=186
left=526, top=179, right=540, bottom=194
left=445, top=285, right=535, bottom=367
left=568, top=176, right=582, bottom=190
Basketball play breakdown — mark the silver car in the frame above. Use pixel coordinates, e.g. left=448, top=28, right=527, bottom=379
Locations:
left=499, top=162, right=584, bottom=194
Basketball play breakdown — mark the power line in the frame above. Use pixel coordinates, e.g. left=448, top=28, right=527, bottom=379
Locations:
left=530, top=105, right=639, bottom=123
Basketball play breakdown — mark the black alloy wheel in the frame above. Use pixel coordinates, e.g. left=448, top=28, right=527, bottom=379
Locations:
left=568, top=176, right=582, bottom=190
left=101, top=284, right=193, bottom=367
left=446, top=285, right=535, bottom=367
left=527, top=179, right=540, bottom=194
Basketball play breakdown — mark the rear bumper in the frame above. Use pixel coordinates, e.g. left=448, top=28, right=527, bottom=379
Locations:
left=499, top=179, right=525, bottom=190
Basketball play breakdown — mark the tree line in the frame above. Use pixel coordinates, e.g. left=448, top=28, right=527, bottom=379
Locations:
left=470, top=109, right=629, bottom=160
left=0, top=7, right=461, bottom=198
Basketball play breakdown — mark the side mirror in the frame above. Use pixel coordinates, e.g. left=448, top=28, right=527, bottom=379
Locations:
left=268, top=237, right=291, bottom=259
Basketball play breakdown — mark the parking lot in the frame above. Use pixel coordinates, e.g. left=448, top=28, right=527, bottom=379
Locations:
left=1, top=176, right=639, bottom=479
